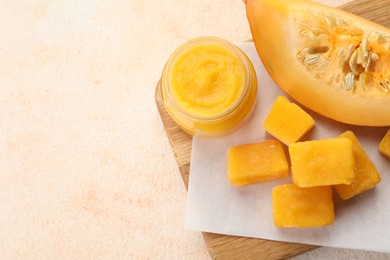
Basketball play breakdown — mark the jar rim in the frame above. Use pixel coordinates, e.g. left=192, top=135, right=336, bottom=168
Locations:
left=161, top=36, right=252, bottom=122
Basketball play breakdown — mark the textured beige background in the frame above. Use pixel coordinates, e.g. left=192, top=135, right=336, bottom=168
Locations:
left=0, top=0, right=389, bottom=259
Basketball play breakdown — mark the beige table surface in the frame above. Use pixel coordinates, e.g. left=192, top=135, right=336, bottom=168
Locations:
left=1, top=0, right=390, bottom=259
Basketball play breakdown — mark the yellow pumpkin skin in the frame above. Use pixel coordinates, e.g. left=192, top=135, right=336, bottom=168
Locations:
left=246, top=0, right=390, bottom=126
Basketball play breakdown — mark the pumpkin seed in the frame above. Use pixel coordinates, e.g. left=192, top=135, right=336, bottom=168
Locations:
left=345, top=72, right=355, bottom=90
left=303, top=54, right=320, bottom=65
left=361, top=35, right=369, bottom=57
left=300, top=30, right=316, bottom=41
left=365, top=54, right=373, bottom=73
left=371, top=52, right=379, bottom=61
left=345, top=44, right=355, bottom=60
left=378, top=81, right=389, bottom=92
left=377, top=34, right=386, bottom=44
left=323, top=16, right=335, bottom=29
left=349, top=49, right=359, bottom=75
left=356, top=49, right=364, bottom=65
left=336, top=17, right=347, bottom=27
left=317, top=58, right=330, bottom=70
left=297, top=48, right=310, bottom=59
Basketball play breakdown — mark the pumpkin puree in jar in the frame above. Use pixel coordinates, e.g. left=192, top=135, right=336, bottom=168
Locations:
left=170, top=43, right=246, bottom=117
left=162, top=37, right=257, bottom=137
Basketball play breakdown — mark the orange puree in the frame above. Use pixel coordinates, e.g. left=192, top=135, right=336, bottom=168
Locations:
left=170, top=44, right=246, bottom=117
left=161, top=37, right=257, bottom=137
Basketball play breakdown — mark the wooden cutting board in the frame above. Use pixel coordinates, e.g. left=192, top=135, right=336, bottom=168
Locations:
left=155, top=0, right=390, bottom=259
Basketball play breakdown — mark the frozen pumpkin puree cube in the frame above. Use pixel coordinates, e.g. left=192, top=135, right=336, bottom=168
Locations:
left=334, top=131, right=381, bottom=200
left=289, top=138, right=355, bottom=187
left=272, top=184, right=334, bottom=228
left=263, top=96, right=315, bottom=145
left=379, top=129, right=390, bottom=159
left=227, top=140, right=288, bottom=186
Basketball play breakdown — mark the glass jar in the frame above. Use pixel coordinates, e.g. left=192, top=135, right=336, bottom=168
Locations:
left=161, top=37, right=257, bottom=138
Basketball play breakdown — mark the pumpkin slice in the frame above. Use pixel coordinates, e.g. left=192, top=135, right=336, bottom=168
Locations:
left=246, top=0, right=390, bottom=126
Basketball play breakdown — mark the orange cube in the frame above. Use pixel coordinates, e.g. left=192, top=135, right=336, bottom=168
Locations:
left=227, top=140, right=288, bottom=186
left=263, top=96, right=315, bottom=145
left=272, top=184, right=334, bottom=228
left=289, top=138, right=355, bottom=187
left=334, top=131, right=381, bottom=200
left=379, top=129, right=390, bottom=159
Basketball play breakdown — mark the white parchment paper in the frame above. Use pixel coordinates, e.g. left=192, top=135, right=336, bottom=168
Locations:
left=185, top=43, right=390, bottom=252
